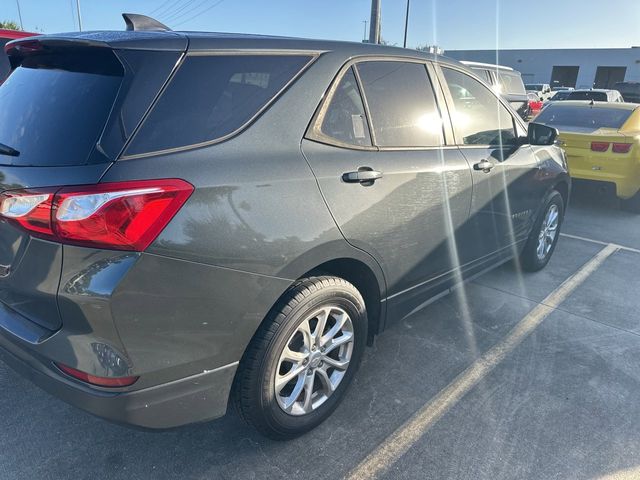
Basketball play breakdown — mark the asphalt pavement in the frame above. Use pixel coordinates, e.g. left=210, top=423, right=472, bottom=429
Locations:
left=2, top=185, right=640, bottom=480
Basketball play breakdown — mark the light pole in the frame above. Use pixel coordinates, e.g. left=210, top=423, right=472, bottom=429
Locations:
left=362, top=20, right=368, bottom=42
left=76, top=0, right=83, bottom=31
left=368, top=0, right=380, bottom=44
left=403, top=0, right=410, bottom=48
left=15, top=0, right=24, bottom=30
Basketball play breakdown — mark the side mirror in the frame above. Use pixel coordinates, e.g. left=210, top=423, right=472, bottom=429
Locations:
left=528, top=123, right=559, bottom=146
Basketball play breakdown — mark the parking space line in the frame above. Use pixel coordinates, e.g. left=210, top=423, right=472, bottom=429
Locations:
left=345, top=243, right=619, bottom=480
left=561, top=233, right=640, bottom=254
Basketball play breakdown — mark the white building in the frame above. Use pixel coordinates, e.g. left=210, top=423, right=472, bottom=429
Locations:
left=446, top=48, right=640, bottom=89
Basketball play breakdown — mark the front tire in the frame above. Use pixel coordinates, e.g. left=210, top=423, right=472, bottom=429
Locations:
left=520, top=190, right=564, bottom=272
left=233, top=276, right=367, bottom=439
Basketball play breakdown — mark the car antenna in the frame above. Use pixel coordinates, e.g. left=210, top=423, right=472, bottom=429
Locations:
left=122, top=13, right=171, bottom=32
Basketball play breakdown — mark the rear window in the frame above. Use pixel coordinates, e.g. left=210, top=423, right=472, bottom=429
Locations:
left=0, top=40, right=9, bottom=81
left=567, top=91, right=607, bottom=101
left=535, top=105, right=633, bottom=131
left=552, top=91, right=571, bottom=101
left=0, top=49, right=123, bottom=166
left=125, top=54, right=312, bottom=156
left=497, top=71, right=526, bottom=95
left=526, top=84, right=542, bottom=91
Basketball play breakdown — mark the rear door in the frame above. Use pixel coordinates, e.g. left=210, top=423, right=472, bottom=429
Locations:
left=436, top=65, right=545, bottom=264
left=302, top=59, right=473, bottom=320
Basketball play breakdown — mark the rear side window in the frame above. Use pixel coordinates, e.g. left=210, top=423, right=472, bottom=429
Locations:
left=0, top=49, right=123, bottom=166
left=317, top=67, right=371, bottom=147
left=126, top=54, right=312, bottom=156
left=356, top=61, right=443, bottom=147
left=442, top=67, right=516, bottom=147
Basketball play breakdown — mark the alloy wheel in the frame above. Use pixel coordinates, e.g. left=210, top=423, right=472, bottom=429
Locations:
left=537, top=203, right=559, bottom=260
left=274, top=306, right=354, bottom=416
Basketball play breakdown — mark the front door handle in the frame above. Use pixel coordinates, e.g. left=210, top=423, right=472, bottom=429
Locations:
left=473, top=159, right=495, bottom=173
left=342, top=167, right=383, bottom=185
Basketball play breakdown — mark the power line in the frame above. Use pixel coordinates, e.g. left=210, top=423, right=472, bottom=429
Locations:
left=173, top=0, right=226, bottom=29
left=156, top=0, right=194, bottom=22
left=162, top=0, right=205, bottom=23
left=149, top=0, right=174, bottom=15
left=165, top=0, right=211, bottom=23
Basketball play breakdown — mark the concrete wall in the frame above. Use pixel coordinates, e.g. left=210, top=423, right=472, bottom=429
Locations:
left=446, top=48, right=640, bottom=88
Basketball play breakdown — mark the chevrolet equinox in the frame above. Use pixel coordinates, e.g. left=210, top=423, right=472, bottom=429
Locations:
left=0, top=14, right=569, bottom=439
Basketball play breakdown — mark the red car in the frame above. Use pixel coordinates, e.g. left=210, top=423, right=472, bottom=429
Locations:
left=527, top=92, right=544, bottom=118
left=1, top=29, right=37, bottom=80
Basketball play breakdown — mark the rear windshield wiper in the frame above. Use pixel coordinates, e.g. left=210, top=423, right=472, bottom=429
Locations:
left=0, top=142, right=19, bottom=157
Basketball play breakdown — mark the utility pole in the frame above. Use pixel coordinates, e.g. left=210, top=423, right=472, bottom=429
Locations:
left=368, top=0, right=381, bottom=44
left=362, top=20, right=368, bottom=42
left=403, top=0, right=410, bottom=48
left=76, top=0, right=83, bottom=31
left=15, top=0, right=23, bottom=30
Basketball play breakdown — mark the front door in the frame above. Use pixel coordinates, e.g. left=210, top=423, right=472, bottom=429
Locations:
left=436, top=66, right=545, bottom=265
left=303, top=60, right=472, bottom=320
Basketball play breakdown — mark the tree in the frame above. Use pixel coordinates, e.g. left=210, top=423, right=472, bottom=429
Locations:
left=0, top=20, right=21, bottom=31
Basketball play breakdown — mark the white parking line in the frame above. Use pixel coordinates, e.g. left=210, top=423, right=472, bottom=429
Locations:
left=561, top=233, right=640, bottom=254
left=345, top=243, right=619, bottom=480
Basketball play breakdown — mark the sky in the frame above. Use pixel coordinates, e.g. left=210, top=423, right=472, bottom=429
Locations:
left=2, top=0, right=640, bottom=51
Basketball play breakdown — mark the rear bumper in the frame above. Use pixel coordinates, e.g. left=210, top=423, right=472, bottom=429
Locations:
left=566, top=156, right=640, bottom=199
left=0, top=329, right=238, bottom=429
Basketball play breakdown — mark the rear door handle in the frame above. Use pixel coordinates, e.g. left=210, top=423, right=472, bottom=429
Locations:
left=473, top=159, right=495, bottom=173
left=342, top=168, right=383, bottom=185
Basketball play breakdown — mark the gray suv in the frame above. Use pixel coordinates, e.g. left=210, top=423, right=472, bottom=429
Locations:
left=0, top=14, right=569, bottom=439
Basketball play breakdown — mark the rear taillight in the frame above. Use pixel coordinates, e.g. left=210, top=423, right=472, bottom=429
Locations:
left=56, top=363, right=139, bottom=388
left=0, top=189, right=55, bottom=236
left=591, top=142, right=610, bottom=152
left=0, top=179, right=193, bottom=251
left=612, top=143, right=633, bottom=154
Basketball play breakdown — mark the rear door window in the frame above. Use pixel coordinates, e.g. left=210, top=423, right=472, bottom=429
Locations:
left=442, top=67, right=517, bottom=147
left=0, top=49, right=123, bottom=166
left=125, top=54, right=313, bottom=156
left=314, top=67, right=372, bottom=147
left=356, top=61, right=443, bottom=147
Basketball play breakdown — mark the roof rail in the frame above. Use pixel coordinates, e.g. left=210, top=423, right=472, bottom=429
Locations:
left=122, top=13, right=171, bottom=32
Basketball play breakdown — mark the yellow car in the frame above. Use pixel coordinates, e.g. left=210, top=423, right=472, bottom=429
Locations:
left=535, top=101, right=640, bottom=212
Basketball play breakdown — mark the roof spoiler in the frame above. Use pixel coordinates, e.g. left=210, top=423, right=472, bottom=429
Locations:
left=122, top=13, right=171, bottom=32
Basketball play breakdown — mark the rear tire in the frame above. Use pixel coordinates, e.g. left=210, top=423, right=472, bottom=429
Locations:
left=233, top=276, right=367, bottom=440
left=621, top=191, right=640, bottom=214
left=520, top=190, right=564, bottom=272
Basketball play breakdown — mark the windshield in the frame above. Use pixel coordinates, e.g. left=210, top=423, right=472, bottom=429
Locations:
left=497, top=70, right=526, bottom=95
left=526, top=84, right=543, bottom=91
left=0, top=50, right=123, bottom=166
left=567, top=91, right=608, bottom=101
left=535, top=104, right=633, bottom=131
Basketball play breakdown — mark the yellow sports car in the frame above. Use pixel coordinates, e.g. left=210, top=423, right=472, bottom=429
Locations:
left=535, top=101, right=640, bottom=212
